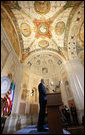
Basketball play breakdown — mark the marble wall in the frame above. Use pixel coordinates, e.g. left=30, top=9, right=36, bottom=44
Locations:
left=1, top=24, right=24, bottom=134
left=64, top=60, right=84, bottom=123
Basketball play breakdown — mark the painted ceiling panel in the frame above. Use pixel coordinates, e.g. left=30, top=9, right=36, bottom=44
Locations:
left=1, top=1, right=84, bottom=75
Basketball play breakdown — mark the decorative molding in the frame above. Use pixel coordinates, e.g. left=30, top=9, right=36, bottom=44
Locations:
left=55, top=21, right=65, bottom=35
left=38, top=40, right=49, bottom=48
left=34, top=1, right=50, bottom=15
left=20, top=23, right=31, bottom=37
left=33, top=19, right=52, bottom=38
left=1, top=24, right=19, bottom=63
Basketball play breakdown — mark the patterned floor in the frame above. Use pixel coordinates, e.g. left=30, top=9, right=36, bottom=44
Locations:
left=15, top=125, right=49, bottom=134
left=15, top=125, right=71, bottom=134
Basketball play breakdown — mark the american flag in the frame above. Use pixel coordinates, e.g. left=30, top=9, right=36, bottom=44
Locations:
left=3, top=81, right=15, bottom=116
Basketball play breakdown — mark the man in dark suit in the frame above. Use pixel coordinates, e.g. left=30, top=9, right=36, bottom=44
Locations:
left=37, top=79, right=47, bottom=132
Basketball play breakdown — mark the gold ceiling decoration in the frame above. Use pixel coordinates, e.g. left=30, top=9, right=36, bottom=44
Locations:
left=39, top=24, right=48, bottom=34
left=1, top=1, right=84, bottom=63
left=55, top=21, right=65, bottom=35
left=1, top=7, right=20, bottom=58
left=33, top=19, right=52, bottom=38
left=34, top=1, right=50, bottom=15
left=38, top=40, right=49, bottom=48
left=79, top=22, right=84, bottom=44
left=21, top=23, right=31, bottom=37
left=21, top=52, right=29, bottom=63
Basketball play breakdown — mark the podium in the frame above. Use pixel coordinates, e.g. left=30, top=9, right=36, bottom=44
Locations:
left=47, top=93, right=63, bottom=134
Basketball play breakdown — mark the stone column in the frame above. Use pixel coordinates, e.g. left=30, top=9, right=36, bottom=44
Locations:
left=64, top=59, right=84, bottom=123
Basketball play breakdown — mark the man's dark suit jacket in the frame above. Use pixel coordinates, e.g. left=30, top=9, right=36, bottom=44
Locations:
left=38, top=83, right=47, bottom=103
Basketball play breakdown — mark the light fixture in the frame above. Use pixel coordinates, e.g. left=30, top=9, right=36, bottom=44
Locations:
left=50, top=81, right=62, bottom=87
left=23, top=89, right=30, bottom=97
left=50, top=81, right=54, bottom=86
left=30, top=89, right=34, bottom=96
left=50, top=80, right=62, bottom=92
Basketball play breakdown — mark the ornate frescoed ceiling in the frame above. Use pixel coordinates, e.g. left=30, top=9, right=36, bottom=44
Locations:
left=1, top=1, right=84, bottom=76
left=24, top=51, right=64, bottom=77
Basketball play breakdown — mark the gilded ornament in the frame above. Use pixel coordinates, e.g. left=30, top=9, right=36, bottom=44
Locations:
left=34, top=1, right=50, bottom=15
left=39, top=24, right=48, bottom=34
left=33, top=19, right=52, bottom=38
left=21, top=23, right=31, bottom=37
left=55, top=21, right=65, bottom=35
left=39, top=40, right=49, bottom=47
left=79, top=22, right=84, bottom=43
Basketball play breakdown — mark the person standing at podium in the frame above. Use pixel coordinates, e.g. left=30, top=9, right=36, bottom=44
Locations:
left=37, top=79, right=47, bottom=132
